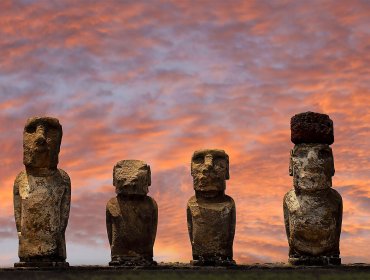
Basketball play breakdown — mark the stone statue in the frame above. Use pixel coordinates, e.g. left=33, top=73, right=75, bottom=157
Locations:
left=283, top=112, right=343, bottom=265
left=13, top=117, right=71, bottom=267
left=106, top=160, right=158, bottom=266
left=187, top=149, right=236, bottom=266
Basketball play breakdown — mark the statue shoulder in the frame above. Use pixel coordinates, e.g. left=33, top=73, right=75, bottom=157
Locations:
left=224, top=194, right=235, bottom=205
left=283, top=189, right=296, bottom=206
left=106, top=197, right=119, bottom=213
left=187, top=196, right=198, bottom=209
left=14, top=170, right=27, bottom=185
left=58, top=168, right=71, bottom=185
left=14, top=171, right=27, bottom=195
left=329, top=188, right=343, bottom=205
left=187, top=195, right=196, bottom=204
left=146, top=196, right=158, bottom=209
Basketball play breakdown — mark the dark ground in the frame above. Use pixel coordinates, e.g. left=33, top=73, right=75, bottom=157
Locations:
left=0, top=263, right=370, bottom=280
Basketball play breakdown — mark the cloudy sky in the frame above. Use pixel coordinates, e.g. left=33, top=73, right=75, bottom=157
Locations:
left=0, top=0, right=369, bottom=266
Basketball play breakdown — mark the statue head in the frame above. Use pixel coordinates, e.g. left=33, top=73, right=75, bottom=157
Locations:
left=23, top=116, right=62, bottom=169
left=289, top=144, right=335, bottom=192
left=191, top=149, right=229, bottom=196
left=290, top=111, right=335, bottom=192
left=113, top=160, right=151, bottom=196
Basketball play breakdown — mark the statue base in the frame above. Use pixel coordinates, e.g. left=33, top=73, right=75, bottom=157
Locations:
left=289, top=256, right=341, bottom=266
left=190, top=259, right=236, bottom=267
left=109, top=257, right=157, bottom=267
left=14, top=261, right=69, bottom=268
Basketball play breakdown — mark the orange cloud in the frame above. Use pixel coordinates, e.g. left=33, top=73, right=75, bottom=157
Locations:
left=0, top=0, right=369, bottom=266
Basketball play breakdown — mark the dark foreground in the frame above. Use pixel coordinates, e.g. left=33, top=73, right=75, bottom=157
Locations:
left=0, top=263, right=370, bottom=280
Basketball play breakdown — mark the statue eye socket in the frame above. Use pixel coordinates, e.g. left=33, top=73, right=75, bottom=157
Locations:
left=295, top=150, right=307, bottom=158
left=47, top=127, right=58, bottom=134
left=25, top=125, right=36, bottom=133
left=318, top=150, right=331, bottom=159
left=214, top=156, right=226, bottom=165
left=193, top=156, right=204, bottom=164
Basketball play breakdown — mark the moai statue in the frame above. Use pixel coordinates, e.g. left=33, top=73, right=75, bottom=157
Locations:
left=13, top=117, right=71, bottom=267
left=283, top=112, right=343, bottom=265
left=187, top=149, right=236, bottom=266
left=106, top=160, right=158, bottom=266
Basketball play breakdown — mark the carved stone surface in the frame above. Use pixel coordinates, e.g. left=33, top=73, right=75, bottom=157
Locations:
left=187, top=149, right=236, bottom=266
left=284, top=112, right=343, bottom=266
left=13, top=117, right=71, bottom=267
left=106, top=160, right=158, bottom=266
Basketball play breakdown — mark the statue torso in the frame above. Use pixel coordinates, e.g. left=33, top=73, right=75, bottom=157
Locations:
left=284, top=188, right=342, bottom=256
left=187, top=195, right=235, bottom=257
left=16, top=170, right=68, bottom=258
left=107, top=196, right=157, bottom=258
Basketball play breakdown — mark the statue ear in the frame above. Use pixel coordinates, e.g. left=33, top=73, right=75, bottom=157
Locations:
left=147, top=165, right=151, bottom=186
left=225, top=158, right=230, bottom=180
left=331, top=155, right=335, bottom=177
left=289, top=150, right=293, bottom=176
left=113, top=164, right=118, bottom=186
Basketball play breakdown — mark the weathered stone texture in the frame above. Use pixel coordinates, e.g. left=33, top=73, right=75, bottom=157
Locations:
left=187, top=149, right=236, bottom=266
left=284, top=112, right=342, bottom=266
left=291, top=111, right=334, bottom=145
left=14, top=116, right=71, bottom=267
left=106, top=160, right=158, bottom=266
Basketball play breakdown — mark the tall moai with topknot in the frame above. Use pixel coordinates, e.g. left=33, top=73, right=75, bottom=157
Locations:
left=187, top=149, right=236, bottom=266
left=14, top=117, right=71, bottom=267
left=106, top=160, right=158, bottom=266
left=283, top=112, right=343, bottom=265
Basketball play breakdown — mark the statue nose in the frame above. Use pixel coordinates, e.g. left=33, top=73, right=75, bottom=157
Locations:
left=127, top=176, right=138, bottom=184
left=35, top=125, right=46, bottom=145
left=130, top=178, right=138, bottom=183
left=204, top=156, right=213, bottom=168
left=307, top=150, right=318, bottom=160
left=35, top=136, right=46, bottom=145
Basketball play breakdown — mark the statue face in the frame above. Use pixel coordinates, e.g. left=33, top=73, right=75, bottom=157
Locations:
left=290, top=144, right=334, bottom=192
left=191, top=149, right=229, bottom=193
left=23, top=117, right=62, bottom=169
left=113, top=160, right=151, bottom=196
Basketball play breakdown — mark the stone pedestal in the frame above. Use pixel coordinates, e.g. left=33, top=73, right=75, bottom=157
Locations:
left=288, top=256, right=341, bottom=266
left=14, top=261, right=69, bottom=268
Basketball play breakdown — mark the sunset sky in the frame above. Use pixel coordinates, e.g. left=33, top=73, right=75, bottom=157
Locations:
left=0, top=0, right=369, bottom=266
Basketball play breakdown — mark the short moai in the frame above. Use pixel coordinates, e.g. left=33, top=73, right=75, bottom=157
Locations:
left=106, top=160, right=158, bottom=266
left=13, top=117, right=71, bottom=268
left=283, top=112, right=343, bottom=265
left=187, top=149, right=236, bottom=266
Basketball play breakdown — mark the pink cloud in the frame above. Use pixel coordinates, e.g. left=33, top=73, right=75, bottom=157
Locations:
left=0, top=0, right=369, bottom=265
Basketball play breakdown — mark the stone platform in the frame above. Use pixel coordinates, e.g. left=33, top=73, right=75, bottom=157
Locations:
left=0, top=263, right=369, bottom=280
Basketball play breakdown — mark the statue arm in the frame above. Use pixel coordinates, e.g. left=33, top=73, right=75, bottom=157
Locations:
left=186, top=205, right=193, bottom=243
left=230, top=200, right=236, bottom=244
left=106, top=206, right=113, bottom=246
left=60, top=172, right=71, bottom=232
left=337, top=195, right=343, bottom=254
left=13, top=175, right=22, bottom=235
left=152, top=199, right=158, bottom=247
left=283, top=195, right=290, bottom=242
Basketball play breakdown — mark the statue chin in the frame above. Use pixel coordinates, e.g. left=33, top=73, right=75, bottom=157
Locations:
left=196, top=190, right=223, bottom=198
left=295, top=176, right=332, bottom=192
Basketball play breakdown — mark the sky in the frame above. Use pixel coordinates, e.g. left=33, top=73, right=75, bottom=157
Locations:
left=0, top=0, right=369, bottom=266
